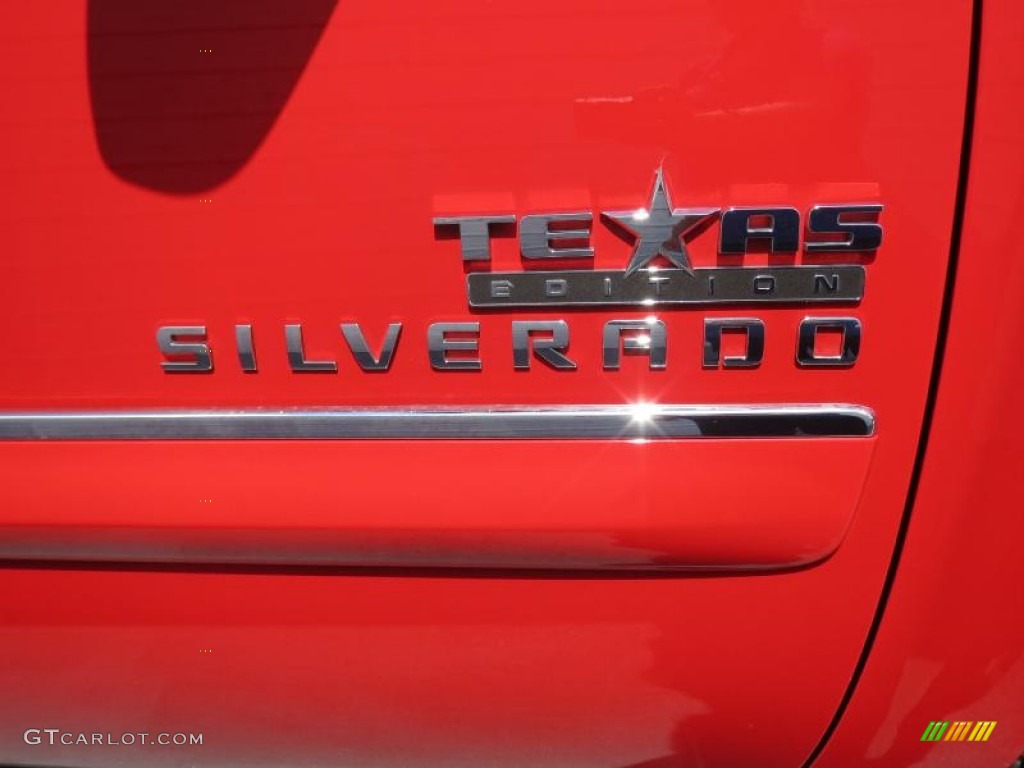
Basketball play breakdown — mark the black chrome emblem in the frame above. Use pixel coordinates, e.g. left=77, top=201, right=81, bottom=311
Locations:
left=155, top=166, right=881, bottom=374
left=434, top=166, right=881, bottom=309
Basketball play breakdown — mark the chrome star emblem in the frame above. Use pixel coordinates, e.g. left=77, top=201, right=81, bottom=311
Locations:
left=602, top=168, right=719, bottom=276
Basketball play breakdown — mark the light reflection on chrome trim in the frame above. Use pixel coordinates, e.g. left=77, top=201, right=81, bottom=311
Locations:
left=0, top=405, right=874, bottom=440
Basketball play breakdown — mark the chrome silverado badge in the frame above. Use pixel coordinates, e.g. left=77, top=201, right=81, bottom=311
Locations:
left=434, top=166, right=879, bottom=308
left=156, top=166, right=880, bottom=374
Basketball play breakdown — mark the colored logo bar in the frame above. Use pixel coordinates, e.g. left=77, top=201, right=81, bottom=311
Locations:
left=921, top=721, right=997, bottom=742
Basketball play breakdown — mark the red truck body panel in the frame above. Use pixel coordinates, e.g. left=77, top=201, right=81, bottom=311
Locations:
left=816, top=0, right=1024, bottom=763
left=0, top=0, right=1019, bottom=765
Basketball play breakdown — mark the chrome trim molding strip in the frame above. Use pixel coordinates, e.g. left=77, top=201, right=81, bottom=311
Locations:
left=0, top=405, right=874, bottom=440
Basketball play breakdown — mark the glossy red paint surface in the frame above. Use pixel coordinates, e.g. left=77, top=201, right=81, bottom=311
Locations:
left=812, top=0, right=1024, bottom=763
left=0, top=438, right=876, bottom=569
left=0, top=0, right=965, bottom=575
left=0, top=0, right=999, bottom=765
